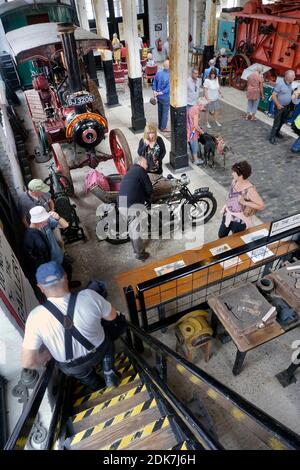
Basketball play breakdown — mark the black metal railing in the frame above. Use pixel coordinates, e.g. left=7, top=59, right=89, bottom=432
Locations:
left=121, top=335, right=223, bottom=450
left=124, top=322, right=300, bottom=450
left=125, top=225, right=300, bottom=333
left=4, top=362, right=55, bottom=450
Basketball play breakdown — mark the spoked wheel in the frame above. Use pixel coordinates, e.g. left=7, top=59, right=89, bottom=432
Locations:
left=186, top=194, right=217, bottom=225
left=229, top=53, right=251, bottom=90
left=51, top=143, right=75, bottom=196
left=109, top=129, right=133, bottom=175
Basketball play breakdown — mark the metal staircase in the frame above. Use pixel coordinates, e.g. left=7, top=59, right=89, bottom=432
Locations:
left=64, top=352, right=200, bottom=451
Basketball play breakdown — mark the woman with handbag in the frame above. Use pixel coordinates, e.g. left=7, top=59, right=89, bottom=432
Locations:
left=137, top=123, right=166, bottom=175
left=218, top=161, right=264, bottom=238
left=112, top=33, right=121, bottom=64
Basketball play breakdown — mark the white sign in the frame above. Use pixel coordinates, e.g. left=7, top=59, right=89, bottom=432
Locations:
left=0, top=228, right=37, bottom=329
left=241, top=63, right=272, bottom=81
left=270, top=213, right=300, bottom=237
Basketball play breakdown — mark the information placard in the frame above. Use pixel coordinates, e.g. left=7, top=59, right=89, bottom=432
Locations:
left=269, top=212, right=300, bottom=237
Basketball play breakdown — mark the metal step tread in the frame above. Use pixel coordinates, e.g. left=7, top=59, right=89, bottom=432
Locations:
left=124, top=427, right=179, bottom=451
left=70, top=385, right=149, bottom=434
left=100, top=412, right=170, bottom=451
left=66, top=396, right=156, bottom=450
left=73, top=374, right=141, bottom=412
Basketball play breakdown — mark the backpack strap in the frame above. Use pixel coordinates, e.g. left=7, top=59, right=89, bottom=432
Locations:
left=43, top=293, right=95, bottom=362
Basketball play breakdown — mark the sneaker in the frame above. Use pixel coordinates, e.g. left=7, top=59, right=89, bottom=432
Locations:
left=206, top=123, right=211, bottom=129
left=195, top=160, right=205, bottom=166
left=215, top=121, right=222, bottom=127
left=269, top=137, right=277, bottom=145
left=136, top=252, right=150, bottom=261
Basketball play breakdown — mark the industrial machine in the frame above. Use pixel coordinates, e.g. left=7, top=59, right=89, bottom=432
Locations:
left=226, top=0, right=300, bottom=89
left=6, top=22, right=132, bottom=193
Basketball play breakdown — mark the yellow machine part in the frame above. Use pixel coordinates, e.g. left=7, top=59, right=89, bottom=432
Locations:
left=175, top=310, right=213, bottom=347
left=66, top=112, right=108, bottom=139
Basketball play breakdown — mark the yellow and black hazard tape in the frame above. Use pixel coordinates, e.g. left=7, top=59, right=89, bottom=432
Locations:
left=69, top=398, right=157, bottom=447
left=73, top=373, right=140, bottom=408
left=118, top=362, right=134, bottom=377
left=170, top=441, right=193, bottom=450
left=95, top=354, right=129, bottom=376
left=103, top=416, right=170, bottom=450
left=72, top=383, right=146, bottom=422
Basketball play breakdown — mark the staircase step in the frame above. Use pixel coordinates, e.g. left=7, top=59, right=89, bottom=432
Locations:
left=101, top=413, right=169, bottom=450
left=124, top=427, right=178, bottom=450
left=73, top=374, right=141, bottom=412
left=70, top=385, right=149, bottom=434
left=73, top=358, right=133, bottom=398
left=170, top=441, right=193, bottom=450
left=66, top=396, right=156, bottom=450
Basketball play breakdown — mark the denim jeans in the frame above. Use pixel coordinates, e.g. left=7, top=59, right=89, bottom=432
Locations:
left=247, top=98, right=260, bottom=114
left=291, top=136, right=300, bottom=152
left=57, top=337, right=114, bottom=382
left=158, top=100, right=169, bottom=130
left=218, top=216, right=246, bottom=238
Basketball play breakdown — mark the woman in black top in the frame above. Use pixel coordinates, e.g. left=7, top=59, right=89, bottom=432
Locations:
left=137, top=123, right=166, bottom=175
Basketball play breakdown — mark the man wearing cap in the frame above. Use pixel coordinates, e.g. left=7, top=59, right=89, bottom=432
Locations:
left=22, top=262, right=119, bottom=390
left=18, top=179, right=54, bottom=227
left=23, top=206, right=79, bottom=296
left=203, top=58, right=220, bottom=81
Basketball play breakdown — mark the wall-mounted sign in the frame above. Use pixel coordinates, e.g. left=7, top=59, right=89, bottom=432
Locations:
left=155, top=23, right=162, bottom=31
left=269, top=212, right=300, bottom=237
left=0, top=229, right=37, bottom=331
left=118, top=19, right=144, bottom=41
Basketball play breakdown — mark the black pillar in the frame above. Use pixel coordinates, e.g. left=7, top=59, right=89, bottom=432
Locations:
left=128, top=77, right=146, bottom=132
left=170, top=105, right=189, bottom=170
left=103, top=59, right=120, bottom=106
left=84, top=51, right=99, bottom=86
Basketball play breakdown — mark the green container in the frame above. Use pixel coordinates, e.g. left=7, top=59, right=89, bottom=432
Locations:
left=258, top=83, right=273, bottom=112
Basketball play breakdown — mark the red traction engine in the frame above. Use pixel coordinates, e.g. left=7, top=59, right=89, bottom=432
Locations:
left=229, top=0, right=300, bottom=89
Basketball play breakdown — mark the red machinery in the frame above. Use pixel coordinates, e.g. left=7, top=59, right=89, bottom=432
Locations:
left=7, top=22, right=132, bottom=194
left=229, top=0, right=300, bottom=89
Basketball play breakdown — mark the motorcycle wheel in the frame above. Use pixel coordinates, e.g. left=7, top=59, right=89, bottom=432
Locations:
left=96, top=211, right=130, bottom=245
left=186, top=194, right=217, bottom=224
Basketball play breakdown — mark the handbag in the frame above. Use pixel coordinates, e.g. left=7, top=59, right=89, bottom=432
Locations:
left=101, top=312, right=128, bottom=341
left=243, top=186, right=257, bottom=217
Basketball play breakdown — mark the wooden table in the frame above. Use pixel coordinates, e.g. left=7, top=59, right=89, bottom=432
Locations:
left=208, top=294, right=300, bottom=375
left=116, top=223, right=298, bottom=312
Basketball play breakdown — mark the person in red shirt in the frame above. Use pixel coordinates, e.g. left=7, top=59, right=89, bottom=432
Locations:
left=120, top=41, right=127, bottom=62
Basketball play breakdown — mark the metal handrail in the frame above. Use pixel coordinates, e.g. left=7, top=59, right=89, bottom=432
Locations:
left=125, top=322, right=300, bottom=450
left=122, top=338, right=223, bottom=450
left=4, top=361, right=55, bottom=451
left=136, top=225, right=300, bottom=292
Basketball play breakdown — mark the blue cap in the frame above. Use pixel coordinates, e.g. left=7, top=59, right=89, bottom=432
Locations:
left=36, top=262, right=65, bottom=286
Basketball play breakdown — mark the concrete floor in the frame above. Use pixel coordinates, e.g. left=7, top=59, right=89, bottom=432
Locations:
left=21, top=69, right=300, bottom=446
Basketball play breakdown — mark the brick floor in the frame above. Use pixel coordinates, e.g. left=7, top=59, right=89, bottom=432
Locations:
left=145, top=101, right=300, bottom=222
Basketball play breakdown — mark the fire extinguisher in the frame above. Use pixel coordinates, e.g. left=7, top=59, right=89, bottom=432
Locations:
left=156, top=38, right=162, bottom=52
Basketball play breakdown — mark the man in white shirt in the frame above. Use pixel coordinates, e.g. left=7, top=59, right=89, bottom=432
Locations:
left=22, top=262, right=120, bottom=391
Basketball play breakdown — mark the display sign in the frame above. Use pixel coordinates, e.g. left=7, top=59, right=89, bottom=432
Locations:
left=269, top=212, right=300, bottom=237
left=155, top=23, right=162, bottom=31
left=0, top=229, right=27, bottom=329
left=66, top=92, right=95, bottom=107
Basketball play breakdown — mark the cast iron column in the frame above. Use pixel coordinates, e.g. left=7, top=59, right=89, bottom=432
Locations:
left=121, top=0, right=146, bottom=132
left=92, top=0, right=119, bottom=106
left=168, top=0, right=189, bottom=169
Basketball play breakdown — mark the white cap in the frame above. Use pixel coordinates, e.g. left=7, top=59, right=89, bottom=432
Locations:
left=29, top=206, right=50, bottom=224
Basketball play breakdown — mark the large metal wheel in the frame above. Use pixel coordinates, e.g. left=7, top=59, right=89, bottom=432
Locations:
left=51, top=143, right=75, bottom=196
left=109, top=129, right=133, bottom=175
left=229, top=53, right=251, bottom=90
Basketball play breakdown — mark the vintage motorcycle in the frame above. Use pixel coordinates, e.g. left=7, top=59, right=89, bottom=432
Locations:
left=86, top=171, right=217, bottom=244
